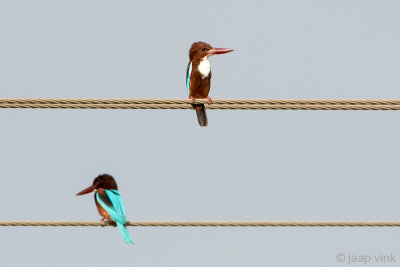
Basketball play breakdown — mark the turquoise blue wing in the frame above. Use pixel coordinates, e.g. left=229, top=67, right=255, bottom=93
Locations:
left=96, top=190, right=134, bottom=244
left=186, top=62, right=192, bottom=96
left=96, top=189, right=126, bottom=224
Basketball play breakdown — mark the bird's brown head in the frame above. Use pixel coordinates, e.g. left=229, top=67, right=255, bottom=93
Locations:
left=76, top=174, right=118, bottom=196
left=189, top=41, right=234, bottom=61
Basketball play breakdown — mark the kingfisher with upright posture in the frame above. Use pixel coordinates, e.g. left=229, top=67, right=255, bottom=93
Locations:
left=76, top=174, right=134, bottom=244
left=186, top=41, right=233, bottom=127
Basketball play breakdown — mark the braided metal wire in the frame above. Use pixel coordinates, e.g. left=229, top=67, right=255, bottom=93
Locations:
left=1, top=98, right=400, bottom=110
left=2, top=99, right=399, bottom=229
left=1, top=221, right=400, bottom=227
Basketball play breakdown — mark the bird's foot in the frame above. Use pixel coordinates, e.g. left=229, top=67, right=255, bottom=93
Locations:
left=190, top=96, right=196, bottom=104
left=206, top=96, right=213, bottom=105
left=101, top=219, right=117, bottom=227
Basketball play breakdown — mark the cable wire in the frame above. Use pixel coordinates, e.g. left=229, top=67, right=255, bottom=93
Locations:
left=1, top=98, right=400, bottom=110
left=2, top=221, right=400, bottom=227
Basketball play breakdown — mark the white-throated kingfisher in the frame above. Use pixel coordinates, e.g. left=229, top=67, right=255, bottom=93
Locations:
left=186, top=41, right=233, bottom=127
left=76, top=174, right=134, bottom=244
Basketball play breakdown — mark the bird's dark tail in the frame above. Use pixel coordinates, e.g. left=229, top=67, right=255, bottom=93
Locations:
left=193, top=104, right=208, bottom=127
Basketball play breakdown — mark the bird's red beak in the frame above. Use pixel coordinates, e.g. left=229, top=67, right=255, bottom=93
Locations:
left=76, top=185, right=96, bottom=196
left=208, top=47, right=234, bottom=55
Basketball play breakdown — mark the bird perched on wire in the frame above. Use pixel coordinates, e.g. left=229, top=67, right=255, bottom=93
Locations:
left=186, top=41, right=233, bottom=127
left=76, top=174, right=134, bottom=244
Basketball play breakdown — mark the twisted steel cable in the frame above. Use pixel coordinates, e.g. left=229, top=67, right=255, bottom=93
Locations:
left=1, top=221, right=400, bottom=227
left=2, top=99, right=399, bottom=229
left=1, top=98, right=400, bottom=110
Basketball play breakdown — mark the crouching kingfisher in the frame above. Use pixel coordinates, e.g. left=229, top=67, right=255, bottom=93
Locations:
left=76, top=174, right=134, bottom=244
left=186, top=41, right=233, bottom=127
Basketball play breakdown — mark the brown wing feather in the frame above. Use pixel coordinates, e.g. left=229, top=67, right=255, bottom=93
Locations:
left=188, top=59, right=211, bottom=98
left=188, top=59, right=211, bottom=127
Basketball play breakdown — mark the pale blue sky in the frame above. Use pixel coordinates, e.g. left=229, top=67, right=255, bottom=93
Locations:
left=1, top=1, right=400, bottom=266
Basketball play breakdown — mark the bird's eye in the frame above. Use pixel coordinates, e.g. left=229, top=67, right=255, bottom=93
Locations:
left=202, top=47, right=207, bottom=51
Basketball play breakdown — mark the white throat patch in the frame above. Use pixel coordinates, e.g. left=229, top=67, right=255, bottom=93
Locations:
left=198, top=57, right=211, bottom=79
